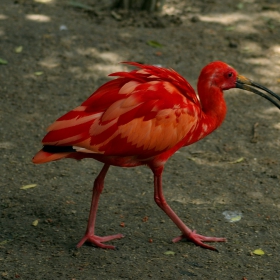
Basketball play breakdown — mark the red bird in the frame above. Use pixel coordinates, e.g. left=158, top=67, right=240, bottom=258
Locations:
left=33, top=61, right=280, bottom=251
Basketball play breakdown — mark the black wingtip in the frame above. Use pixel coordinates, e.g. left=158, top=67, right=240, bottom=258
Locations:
left=42, top=145, right=76, bottom=153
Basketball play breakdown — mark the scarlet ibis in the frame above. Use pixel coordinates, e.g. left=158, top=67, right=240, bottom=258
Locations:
left=33, top=61, right=280, bottom=251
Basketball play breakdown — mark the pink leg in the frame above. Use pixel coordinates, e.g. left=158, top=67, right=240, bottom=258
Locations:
left=76, top=164, right=124, bottom=249
left=152, top=166, right=226, bottom=251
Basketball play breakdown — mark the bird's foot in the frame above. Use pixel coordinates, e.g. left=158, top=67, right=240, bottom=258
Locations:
left=76, top=233, right=124, bottom=249
left=172, top=230, right=226, bottom=251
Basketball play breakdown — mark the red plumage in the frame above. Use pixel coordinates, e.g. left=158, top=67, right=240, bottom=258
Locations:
left=33, top=61, right=280, bottom=251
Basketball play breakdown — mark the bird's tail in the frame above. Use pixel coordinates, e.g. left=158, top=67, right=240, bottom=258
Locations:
left=32, top=150, right=71, bottom=164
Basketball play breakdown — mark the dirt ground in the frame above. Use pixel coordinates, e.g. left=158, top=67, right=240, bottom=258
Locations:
left=1, top=0, right=280, bottom=279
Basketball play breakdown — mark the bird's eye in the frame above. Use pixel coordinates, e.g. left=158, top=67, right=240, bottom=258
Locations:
left=228, top=72, right=233, bottom=78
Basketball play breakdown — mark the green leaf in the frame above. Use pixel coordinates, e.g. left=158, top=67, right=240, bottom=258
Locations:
left=34, top=71, right=44, bottom=76
left=237, top=3, right=244, bottom=9
left=0, top=240, right=8, bottom=245
left=164, top=251, right=175, bottom=255
left=146, top=40, right=163, bottom=48
left=230, top=215, right=242, bottom=222
left=253, top=249, right=265, bottom=256
left=0, top=58, right=8, bottom=65
left=225, top=26, right=235, bottom=31
left=222, top=211, right=243, bottom=223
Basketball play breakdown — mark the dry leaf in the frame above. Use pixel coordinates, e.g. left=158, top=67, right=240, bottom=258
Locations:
left=0, top=142, right=14, bottom=149
left=229, top=157, right=244, bottom=164
left=20, top=184, right=37, bottom=190
left=142, top=216, right=149, bottom=222
left=15, top=46, right=23, bottom=53
left=111, top=11, right=122, bottom=21
left=32, top=219, right=39, bottom=226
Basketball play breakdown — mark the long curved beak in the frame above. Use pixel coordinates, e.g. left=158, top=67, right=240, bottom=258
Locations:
left=236, top=75, right=280, bottom=109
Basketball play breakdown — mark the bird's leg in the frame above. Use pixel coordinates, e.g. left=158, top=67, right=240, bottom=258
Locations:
left=152, top=166, right=226, bottom=251
left=76, top=164, right=124, bottom=249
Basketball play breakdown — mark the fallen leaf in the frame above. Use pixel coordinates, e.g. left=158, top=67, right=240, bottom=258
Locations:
left=253, top=248, right=265, bottom=256
left=222, top=211, right=243, bottom=222
left=66, top=200, right=76, bottom=204
left=147, top=40, right=163, bottom=48
left=68, top=1, right=94, bottom=11
left=142, top=216, right=149, bottom=222
left=0, top=240, right=8, bottom=245
left=180, top=270, right=196, bottom=276
left=164, top=251, right=175, bottom=255
left=111, top=11, right=122, bottom=21
left=32, top=219, right=39, bottom=226
left=0, top=58, right=8, bottom=65
left=0, top=142, right=14, bottom=149
left=34, top=71, right=44, bottom=76
left=242, top=47, right=251, bottom=53
left=225, top=26, right=235, bottom=31
left=229, top=157, right=244, bottom=164
left=20, top=184, right=37, bottom=190
left=230, top=215, right=242, bottom=222
left=262, top=4, right=278, bottom=10
left=15, top=46, right=23, bottom=53
left=59, top=25, right=68, bottom=31
left=237, top=3, right=244, bottom=9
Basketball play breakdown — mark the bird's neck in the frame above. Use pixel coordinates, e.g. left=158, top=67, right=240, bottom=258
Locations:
left=197, top=84, right=227, bottom=139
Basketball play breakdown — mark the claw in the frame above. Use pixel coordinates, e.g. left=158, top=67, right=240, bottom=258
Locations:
left=77, top=233, right=124, bottom=249
left=172, top=230, right=226, bottom=251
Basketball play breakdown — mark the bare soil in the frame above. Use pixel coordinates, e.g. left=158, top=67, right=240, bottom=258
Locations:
left=1, top=0, right=280, bottom=279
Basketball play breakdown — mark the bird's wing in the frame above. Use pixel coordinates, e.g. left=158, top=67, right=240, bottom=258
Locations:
left=117, top=62, right=200, bottom=105
left=42, top=64, right=200, bottom=157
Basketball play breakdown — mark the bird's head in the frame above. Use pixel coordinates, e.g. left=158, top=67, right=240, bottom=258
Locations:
left=198, top=61, right=280, bottom=109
